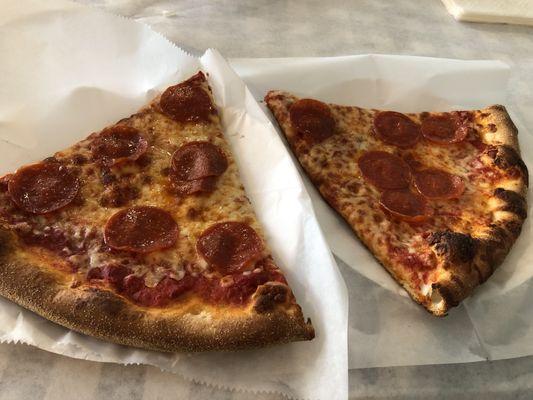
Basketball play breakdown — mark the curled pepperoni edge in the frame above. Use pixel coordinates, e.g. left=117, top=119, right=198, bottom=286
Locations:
left=87, top=264, right=284, bottom=308
left=196, top=221, right=264, bottom=275
left=373, top=111, right=421, bottom=149
left=357, top=150, right=412, bottom=190
left=413, top=169, right=466, bottom=200
left=103, top=206, right=179, bottom=254
left=170, top=174, right=218, bottom=196
left=289, top=98, right=335, bottom=143
left=159, top=81, right=215, bottom=123
left=421, top=114, right=469, bottom=144
left=379, top=189, right=433, bottom=223
left=92, top=125, right=148, bottom=166
left=7, top=162, right=80, bottom=214
left=171, top=141, right=228, bottom=181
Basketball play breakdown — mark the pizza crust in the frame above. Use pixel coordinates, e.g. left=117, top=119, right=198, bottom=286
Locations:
left=0, top=228, right=314, bottom=352
left=265, top=92, right=528, bottom=316
left=0, top=74, right=315, bottom=352
left=482, top=105, right=520, bottom=149
left=426, top=105, right=528, bottom=315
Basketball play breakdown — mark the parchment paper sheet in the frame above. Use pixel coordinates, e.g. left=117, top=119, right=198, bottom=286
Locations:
left=0, top=1, right=348, bottom=399
left=230, top=55, right=533, bottom=369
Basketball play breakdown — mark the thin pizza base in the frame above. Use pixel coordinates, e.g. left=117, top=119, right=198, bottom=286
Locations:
left=0, top=229, right=311, bottom=351
left=0, top=75, right=313, bottom=352
left=265, top=90, right=528, bottom=316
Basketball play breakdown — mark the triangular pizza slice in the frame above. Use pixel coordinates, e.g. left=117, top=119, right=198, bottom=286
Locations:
left=0, top=73, right=314, bottom=352
left=265, top=90, right=527, bottom=316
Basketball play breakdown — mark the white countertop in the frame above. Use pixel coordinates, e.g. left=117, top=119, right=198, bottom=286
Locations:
left=1, top=0, right=532, bottom=398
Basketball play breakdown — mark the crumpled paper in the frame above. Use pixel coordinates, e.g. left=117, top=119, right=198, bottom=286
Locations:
left=230, top=54, right=533, bottom=368
left=0, top=1, right=348, bottom=399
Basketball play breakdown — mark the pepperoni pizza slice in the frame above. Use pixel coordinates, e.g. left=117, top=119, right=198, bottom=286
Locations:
left=0, top=73, right=314, bottom=352
left=265, top=91, right=528, bottom=316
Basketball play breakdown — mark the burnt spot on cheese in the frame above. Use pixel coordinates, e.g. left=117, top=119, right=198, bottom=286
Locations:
left=346, top=181, right=361, bottom=194
left=427, top=230, right=476, bottom=265
left=100, top=167, right=117, bottom=186
left=99, top=184, right=140, bottom=208
left=186, top=207, right=199, bottom=220
left=71, top=154, right=88, bottom=166
left=135, top=153, right=152, bottom=168
left=373, top=213, right=384, bottom=224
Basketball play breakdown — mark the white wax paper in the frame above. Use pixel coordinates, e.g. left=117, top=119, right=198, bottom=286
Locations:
left=0, top=1, right=349, bottom=399
left=230, top=55, right=533, bottom=368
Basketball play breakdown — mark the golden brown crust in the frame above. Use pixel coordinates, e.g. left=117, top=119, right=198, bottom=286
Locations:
left=0, top=228, right=314, bottom=352
left=265, top=91, right=528, bottom=316
left=429, top=106, right=528, bottom=315
left=480, top=105, right=528, bottom=191
left=0, top=77, right=314, bottom=352
left=482, top=105, right=519, bottom=148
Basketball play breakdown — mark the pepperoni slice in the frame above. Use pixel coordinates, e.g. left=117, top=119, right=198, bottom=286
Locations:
left=170, top=174, right=218, bottom=196
left=91, top=125, right=148, bottom=166
left=373, top=111, right=420, bottom=148
left=160, top=81, right=215, bottom=123
left=380, top=190, right=433, bottom=222
left=358, top=151, right=411, bottom=190
left=414, top=169, right=465, bottom=200
left=421, top=114, right=469, bottom=144
left=197, top=222, right=264, bottom=274
left=104, top=206, right=178, bottom=253
left=289, top=98, right=335, bottom=143
left=171, top=142, right=228, bottom=181
left=8, top=163, right=80, bottom=214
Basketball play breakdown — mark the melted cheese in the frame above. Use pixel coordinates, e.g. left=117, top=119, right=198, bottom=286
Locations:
left=268, top=92, right=512, bottom=300
left=0, top=85, right=270, bottom=289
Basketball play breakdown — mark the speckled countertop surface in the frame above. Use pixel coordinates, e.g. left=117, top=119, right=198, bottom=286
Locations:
left=1, top=0, right=533, bottom=399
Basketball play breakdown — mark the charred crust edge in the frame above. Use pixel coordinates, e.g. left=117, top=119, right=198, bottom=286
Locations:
left=431, top=282, right=461, bottom=309
left=486, top=145, right=529, bottom=186
left=0, top=81, right=314, bottom=351
left=253, top=282, right=290, bottom=314
left=494, top=188, right=527, bottom=220
left=264, top=96, right=527, bottom=317
left=427, top=231, right=477, bottom=265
